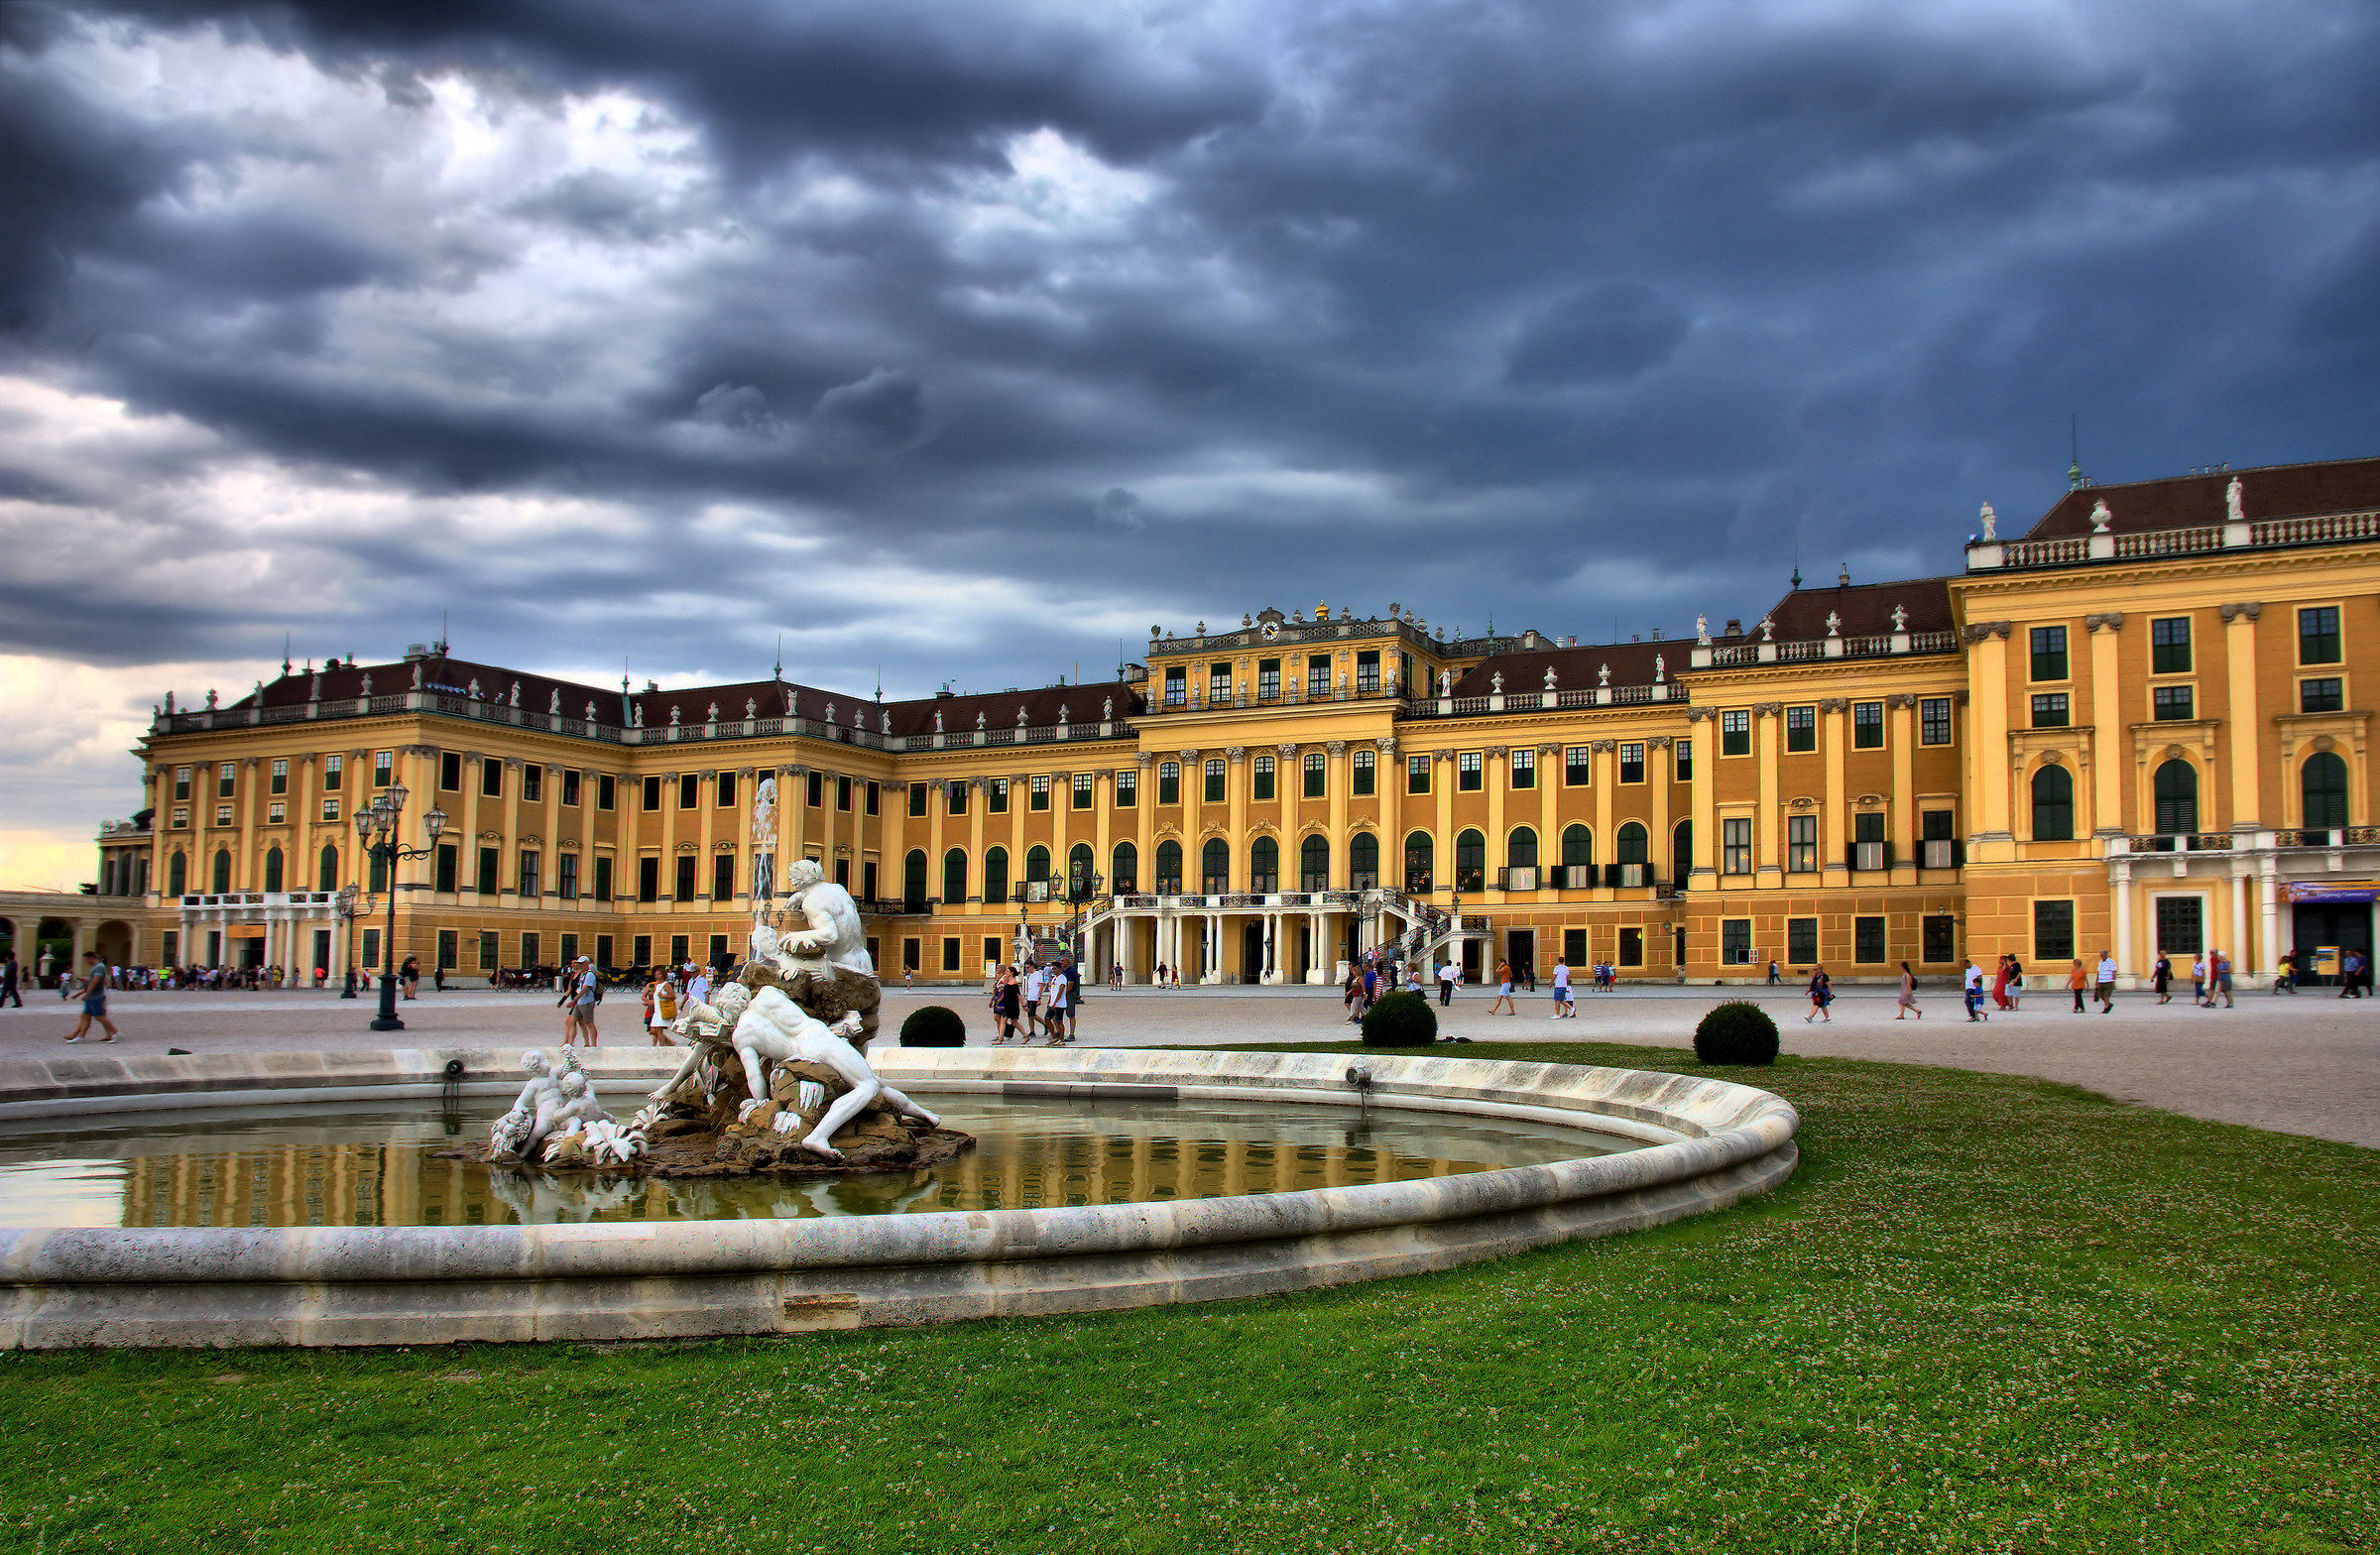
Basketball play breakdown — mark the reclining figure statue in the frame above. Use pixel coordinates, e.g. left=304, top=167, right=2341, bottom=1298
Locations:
left=656, top=982, right=938, bottom=1161
left=491, top=1048, right=564, bottom=1159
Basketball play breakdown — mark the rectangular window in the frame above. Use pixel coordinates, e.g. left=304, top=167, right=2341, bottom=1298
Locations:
left=1564, top=927, right=1588, bottom=967
left=361, top=928, right=380, bottom=971
left=595, top=935, right=613, bottom=970
left=1209, top=663, right=1233, bottom=703
left=2301, top=605, right=2342, bottom=664
left=1408, top=754, right=1431, bottom=794
left=270, top=758, right=288, bottom=795
left=638, top=856, right=659, bottom=902
left=1785, top=706, right=1816, bottom=752
left=1564, top=746, right=1592, bottom=786
left=713, top=853, right=735, bottom=900
left=2156, top=896, right=2204, bottom=956
left=1723, top=817, right=1752, bottom=875
left=1618, top=744, right=1645, bottom=783
left=264, top=800, right=285, bottom=824
left=2151, top=617, right=2193, bottom=673
left=1357, top=650, right=1380, bottom=693
left=1457, top=752, right=1482, bottom=791
left=1618, top=927, right=1643, bottom=967
left=1295, top=752, right=1323, bottom=798
left=1510, top=749, right=1535, bottom=789
left=908, top=781, right=928, bottom=817
left=1163, top=665, right=1186, bottom=707
left=988, top=778, right=1008, bottom=813
left=1204, top=759, right=1226, bottom=803
left=715, top=772, right=734, bottom=808
left=1787, top=814, right=1817, bottom=874
left=1073, top=773, right=1094, bottom=810
left=866, top=780, right=880, bottom=816
left=983, top=936, right=1001, bottom=967
left=1257, top=658, right=1280, bottom=699
left=2031, top=693, right=2070, bottom=729
left=632, top=935, right=652, bottom=968
left=1158, top=763, right=1179, bottom=805
left=173, top=806, right=189, bottom=829
left=592, top=856, right=612, bottom=901
left=679, top=774, right=699, bottom=810
left=1853, top=702, right=1883, bottom=749
left=320, top=798, right=339, bottom=823
left=174, top=766, right=191, bottom=801
left=561, top=769, right=579, bottom=806
left=1921, top=697, right=1953, bottom=746
left=478, top=930, right=498, bottom=971
left=806, top=772, right=823, bottom=808
left=596, top=775, right=614, bottom=810
left=901, top=938, right=920, bottom=972
left=837, top=776, right=852, bottom=812
left=1116, top=768, right=1137, bottom=806
left=1337, top=749, right=1367, bottom=795
left=218, top=763, right=236, bottom=798
left=1676, top=741, right=1693, bottom=782
left=523, top=764, right=542, bottom=802
left=1854, top=916, right=1886, bottom=964
left=437, top=930, right=457, bottom=972
left=215, top=803, right=233, bottom=828
left=643, top=776, right=662, bottom=811
left=2301, top=677, right=2344, bottom=714
left=434, top=844, right=457, bottom=894
left=1721, top=918, right=1752, bottom=965
left=674, top=856, right=696, bottom=901
left=1253, top=756, right=1276, bottom=801
left=1722, top=709, right=1750, bottom=757
left=476, top=846, right=499, bottom=896
left=519, top=850, right=539, bottom=897
left=669, top=935, right=688, bottom=968
left=520, top=932, right=540, bottom=968
left=942, top=936, right=961, bottom=973
left=557, top=933, right=576, bottom=966
left=1308, top=655, right=1331, bottom=698
left=2031, top=625, right=2069, bottom=681
left=947, top=781, right=967, bottom=817
left=374, top=751, right=394, bottom=788
left=2034, top=899, right=2075, bottom=963
left=1923, top=914, right=1956, bottom=964
left=2153, top=684, right=2196, bottom=721
left=1786, top=918, right=1818, bottom=964
left=1030, top=775, right=1051, bottom=811
left=558, top=853, right=578, bottom=900
left=481, top=758, right=502, bottom=798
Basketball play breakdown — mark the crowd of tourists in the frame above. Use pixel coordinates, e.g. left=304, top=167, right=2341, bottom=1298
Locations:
left=985, top=957, right=1082, bottom=1045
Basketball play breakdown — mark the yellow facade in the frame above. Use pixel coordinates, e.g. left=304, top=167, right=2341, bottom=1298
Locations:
left=83, top=455, right=2380, bottom=989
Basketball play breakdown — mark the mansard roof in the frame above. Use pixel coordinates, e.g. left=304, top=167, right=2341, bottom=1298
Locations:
left=2023, top=455, right=2380, bottom=539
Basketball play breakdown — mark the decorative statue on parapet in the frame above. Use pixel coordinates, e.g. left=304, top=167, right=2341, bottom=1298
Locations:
left=655, top=984, right=939, bottom=1161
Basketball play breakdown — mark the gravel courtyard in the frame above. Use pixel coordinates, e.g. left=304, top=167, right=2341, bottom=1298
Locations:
left=6, top=979, right=2375, bottom=1148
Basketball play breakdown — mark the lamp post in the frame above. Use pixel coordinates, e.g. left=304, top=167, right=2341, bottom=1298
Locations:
left=354, top=780, right=446, bottom=1032
left=334, top=883, right=361, bottom=998
left=1067, top=869, right=1106, bottom=972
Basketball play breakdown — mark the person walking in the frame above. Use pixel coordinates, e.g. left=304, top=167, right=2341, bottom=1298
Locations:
left=1766, top=959, right=1780, bottom=987
left=567, top=955, right=600, bottom=1046
left=1488, top=960, right=1517, bottom=1016
left=647, top=969, right=679, bottom=1046
left=399, top=953, right=420, bottom=1001
left=2094, top=950, right=2117, bottom=1013
left=1437, top=958, right=1457, bottom=1008
left=1896, top=961, right=1922, bottom=1019
left=2004, top=956, right=2025, bottom=1012
left=60, top=952, right=119, bottom=1043
left=1021, top=961, right=1044, bottom=1032
left=1551, top=958, right=1574, bottom=1017
left=2152, top=953, right=2174, bottom=1004
left=1041, top=965, right=1070, bottom=1044
left=2211, top=948, right=2235, bottom=1008
left=0, top=951, right=19, bottom=1008
left=2190, top=953, right=2208, bottom=1005
left=1062, top=956, right=1082, bottom=1043
left=1964, top=959, right=1989, bottom=1021
left=2338, top=949, right=2365, bottom=999
left=990, top=965, right=1020, bottom=1043
left=1805, top=965, right=1833, bottom=1023
left=1990, top=955, right=2013, bottom=1012
left=2273, top=950, right=2296, bottom=994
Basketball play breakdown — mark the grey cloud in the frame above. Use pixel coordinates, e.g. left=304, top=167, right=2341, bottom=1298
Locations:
left=1505, top=283, right=1692, bottom=387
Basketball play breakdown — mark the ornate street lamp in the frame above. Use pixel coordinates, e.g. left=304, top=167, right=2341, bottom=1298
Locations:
left=333, top=882, right=361, bottom=998
left=354, top=781, right=446, bottom=1031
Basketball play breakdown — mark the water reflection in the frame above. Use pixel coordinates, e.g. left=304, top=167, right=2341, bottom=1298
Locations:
left=0, top=1098, right=1628, bottom=1229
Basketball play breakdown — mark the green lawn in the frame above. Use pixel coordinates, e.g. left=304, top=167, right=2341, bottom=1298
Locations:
left=3, top=1041, right=2375, bottom=1554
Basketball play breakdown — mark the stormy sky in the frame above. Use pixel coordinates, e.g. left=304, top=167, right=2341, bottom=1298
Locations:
left=2, top=0, right=2376, bottom=884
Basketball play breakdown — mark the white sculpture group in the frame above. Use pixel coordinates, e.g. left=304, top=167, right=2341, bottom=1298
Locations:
left=655, top=983, right=938, bottom=1161
left=490, top=1047, right=651, bottom=1167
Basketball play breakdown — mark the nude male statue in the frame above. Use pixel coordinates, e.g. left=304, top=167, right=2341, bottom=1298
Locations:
left=654, top=983, right=937, bottom=1160
left=767, top=857, right=874, bottom=978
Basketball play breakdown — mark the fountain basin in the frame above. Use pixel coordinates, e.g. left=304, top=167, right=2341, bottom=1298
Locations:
left=0, top=1046, right=1799, bottom=1349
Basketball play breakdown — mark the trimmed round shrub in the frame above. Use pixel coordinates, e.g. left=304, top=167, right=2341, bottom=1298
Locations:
left=1361, top=990, right=1439, bottom=1047
left=898, top=1005, right=968, bottom=1047
left=1694, top=1001, right=1780, bottom=1066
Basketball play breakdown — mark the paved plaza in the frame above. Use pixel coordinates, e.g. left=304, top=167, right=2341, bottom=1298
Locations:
left=5, top=979, right=2374, bottom=1148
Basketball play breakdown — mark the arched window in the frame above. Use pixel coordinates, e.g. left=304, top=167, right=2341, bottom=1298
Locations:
left=902, top=849, right=927, bottom=908
left=318, top=844, right=339, bottom=893
left=2154, top=759, right=2198, bottom=836
left=168, top=852, right=187, bottom=897
left=1024, top=845, right=1050, bottom=884
left=2031, top=764, right=2075, bottom=841
left=1507, top=826, right=1537, bottom=870
left=1455, top=828, right=1486, bottom=891
left=211, top=849, right=232, bottom=894
left=263, top=846, right=284, bottom=894
left=1068, top=842, right=1094, bottom=894
left=1562, top=824, right=1593, bottom=870
left=1201, top=837, right=1231, bottom=892
left=1616, top=822, right=1649, bottom=865
left=1250, top=836, right=1279, bottom=893
left=1349, top=832, right=1378, bottom=888
left=1300, top=834, right=1330, bottom=890
left=1673, top=820, right=1693, bottom=886
left=1403, top=831, right=1434, bottom=893
left=983, top=846, right=1010, bottom=905
left=942, top=848, right=968, bottom=904
left=2303, top=752, right=2350, bottom=830
left=1155, top=840, right=1183, bottom=893
left=1112, top=841, right=1138, bottom=893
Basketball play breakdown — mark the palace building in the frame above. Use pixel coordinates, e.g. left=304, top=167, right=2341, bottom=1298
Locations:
left=60, top=453, right=2380, bottom=990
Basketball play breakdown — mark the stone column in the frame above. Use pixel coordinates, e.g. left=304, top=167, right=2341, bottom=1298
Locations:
left=239, top=757, right=261, bottom=889
left=1539, top=744, right=1561, bottom=889
left=2258, top=861, right=2280, bottom=981
left=1592, top=741, right=1615, bottom=889
left=1226, top=748, right=1248, bottom=890
left=1182, top=749, right=1204, bottom=870
left=656, top=771, right=677, bottom=919
left=502, top=759, right=525, bottom=906
left=1093, top=769, right=1113, bottom=897
left=1754, top=707, right=1782, bottom=884
left=1820, top=699, right=1849, bottom=881
left=2230, top=869, right=2250, bottom=976
left=2113, top=862, right=2134, bottom=980
left=1649, top=737, right=1674, bottom=892
left=1433, top=749, right=1453, bottom=891
left=1965, top=624, right=2014, bottom=861
left=1888, top=696, right=1918, bottom=883
left=2086, top=614, right=2125, bottom=843
left=1486, top=746, right=1507, bottom=898
left=1687, top=712, right=1717, bottom=882
left=1377, top=737, right=1401, bottom=890
left=1134, top=754, right=1155, bottom=896
left=2221, top=603, right=2262, bottom=828
left=1326, top=741, right=1349, bottom=883
left=783, top=765, right=808, bottom=869
left=925, top=777, right=947, bottom=908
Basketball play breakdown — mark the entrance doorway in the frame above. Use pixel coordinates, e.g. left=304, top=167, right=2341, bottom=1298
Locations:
left=2292, top=901, right=2372, bottom=986
left=1504, top=929, right=1535, bottom=990
left=1460, top=937, right=1481, bottom=985
left=1242, top=921, right=1265, bottom=984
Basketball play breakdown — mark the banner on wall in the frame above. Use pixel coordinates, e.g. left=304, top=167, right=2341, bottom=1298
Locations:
left=2283, top=884, right=2379, bottom=904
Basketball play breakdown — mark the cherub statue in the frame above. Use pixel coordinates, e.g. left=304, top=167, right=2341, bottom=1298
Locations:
left=489, top=1048, right=562, bottom=1158
left=536, top=1069, right=618, bottom=1163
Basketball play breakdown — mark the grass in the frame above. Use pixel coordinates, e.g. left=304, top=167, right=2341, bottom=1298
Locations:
left=2, top=1040, right=2376, bottom=1554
